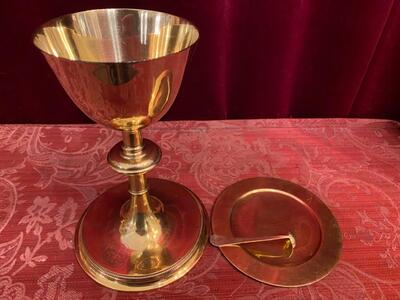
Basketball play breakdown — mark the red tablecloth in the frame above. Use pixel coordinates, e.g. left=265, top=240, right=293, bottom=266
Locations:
left=1, top=119, right=400, bottom=299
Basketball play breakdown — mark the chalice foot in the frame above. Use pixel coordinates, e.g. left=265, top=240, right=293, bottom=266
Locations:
left=75, top=178, right=208, bottom=291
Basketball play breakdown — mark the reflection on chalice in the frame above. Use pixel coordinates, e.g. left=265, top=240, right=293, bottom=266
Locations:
left=33, top=9, right=208, bottom=291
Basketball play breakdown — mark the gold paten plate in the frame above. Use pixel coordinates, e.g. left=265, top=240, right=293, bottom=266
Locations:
left=211, top=177, right=342, bottom=287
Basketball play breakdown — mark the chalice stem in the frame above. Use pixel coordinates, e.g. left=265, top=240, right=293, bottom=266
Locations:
left=128, top=174, right=148, bottom=195
left=128, top=174, right=151, bottom=212
left=122, top=130, right=152, bottom=214
left=122, top=129, right=144, bottom=153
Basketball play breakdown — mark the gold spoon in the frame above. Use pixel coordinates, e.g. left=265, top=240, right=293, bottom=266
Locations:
left=210, top=233, right=296, bottom=259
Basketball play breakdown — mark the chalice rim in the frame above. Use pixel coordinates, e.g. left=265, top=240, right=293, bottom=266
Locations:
left=32, top=7, right=200, bottom=65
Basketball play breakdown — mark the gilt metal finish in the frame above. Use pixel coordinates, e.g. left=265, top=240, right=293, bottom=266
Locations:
left=33, top=8, right=208, bottom=291
left=75, top=179, right=208, bottom=291
left=33, top=8, right=199, bottom=130
left=210, top=233, right=296, bottom=259
left=211, top=177, right=342, bottom=287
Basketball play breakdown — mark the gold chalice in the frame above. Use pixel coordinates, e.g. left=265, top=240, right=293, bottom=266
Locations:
left=33, top=8, right=208, bottom=291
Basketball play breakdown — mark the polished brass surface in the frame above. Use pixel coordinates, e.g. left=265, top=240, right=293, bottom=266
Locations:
left=33, top=9, right=199, bottom=63
left=211, top=177, right=342, bottom=287
left=75, top=179, right=208, bottom=291
left=210, top=233, right=296, bottom=247
left=33, top=8, right=199, bottom=130
left=210, top=234, right=295, bottom=259
left=33, top=8, right=207, bottom=291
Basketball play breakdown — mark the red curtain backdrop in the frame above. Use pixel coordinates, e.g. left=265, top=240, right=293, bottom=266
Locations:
left=1, top=0, right=400, bottom=123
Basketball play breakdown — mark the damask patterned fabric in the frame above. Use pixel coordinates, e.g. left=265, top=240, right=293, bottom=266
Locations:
left=0, top=119, right=399, bottom=299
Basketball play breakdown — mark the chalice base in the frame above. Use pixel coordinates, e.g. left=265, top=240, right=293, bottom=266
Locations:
left=74, top=178, right=209, bottom=291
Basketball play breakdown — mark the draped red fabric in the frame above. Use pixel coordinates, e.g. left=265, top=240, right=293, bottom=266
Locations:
left=1, top=0, right=400, bottom=123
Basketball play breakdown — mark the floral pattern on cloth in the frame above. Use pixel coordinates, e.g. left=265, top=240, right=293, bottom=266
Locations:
left=0, top=119, right=399, bottom=299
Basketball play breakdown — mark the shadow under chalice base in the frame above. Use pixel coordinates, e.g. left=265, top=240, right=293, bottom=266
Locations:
left=74, top=178, right=209, bottom=291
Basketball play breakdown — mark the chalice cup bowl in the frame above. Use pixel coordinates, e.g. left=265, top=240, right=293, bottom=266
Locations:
left=33, top=8, right=208, bottom=291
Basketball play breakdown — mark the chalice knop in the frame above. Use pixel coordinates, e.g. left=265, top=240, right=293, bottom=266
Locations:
left=33, top=9, right=208, bottom=291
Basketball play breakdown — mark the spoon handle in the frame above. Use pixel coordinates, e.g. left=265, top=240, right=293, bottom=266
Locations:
left=210, top=233, right=296, bottom=248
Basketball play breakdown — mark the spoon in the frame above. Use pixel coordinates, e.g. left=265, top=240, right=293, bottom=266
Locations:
left=210, top=233, right=296, bottom=259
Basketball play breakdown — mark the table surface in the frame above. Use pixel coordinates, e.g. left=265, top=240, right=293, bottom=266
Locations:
left=1, top=119, right=400, bottom=299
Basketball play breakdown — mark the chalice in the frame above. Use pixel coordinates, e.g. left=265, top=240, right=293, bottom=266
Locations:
left=33, top=9, right=208, bottom=291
